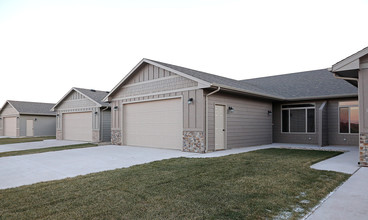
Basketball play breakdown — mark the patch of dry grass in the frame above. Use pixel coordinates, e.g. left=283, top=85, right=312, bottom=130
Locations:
left=0, top=148, right=350, bottom=219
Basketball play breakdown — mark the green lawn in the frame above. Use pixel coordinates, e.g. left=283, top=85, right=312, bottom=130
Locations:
left=0, top=136, right=55, bottom=145
left=0, top=143, right=98, bottom=158
left=0, top=148, right=350, bottom=219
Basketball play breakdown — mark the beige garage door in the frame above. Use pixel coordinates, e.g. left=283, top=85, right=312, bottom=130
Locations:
left=124, top=98, right=182, bottom=149
left=4, top=117, right=17, bottom=137
left=63, top=112, right=92, bottom=142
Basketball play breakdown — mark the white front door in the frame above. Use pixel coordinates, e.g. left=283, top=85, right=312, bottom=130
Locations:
left=26, top=120, right=34, bottom=136
left=215, top=105, right=226, bottom=150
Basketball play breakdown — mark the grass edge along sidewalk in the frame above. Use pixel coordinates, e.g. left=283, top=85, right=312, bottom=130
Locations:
left=0, top=148, right=350, bottom=219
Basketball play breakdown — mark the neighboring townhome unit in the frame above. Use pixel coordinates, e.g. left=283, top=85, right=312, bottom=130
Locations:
left=103, top=59, right=358, bottom=153
left=51, top=87, right=111, bottom=142
left=0, top=100, right=56, bottom=137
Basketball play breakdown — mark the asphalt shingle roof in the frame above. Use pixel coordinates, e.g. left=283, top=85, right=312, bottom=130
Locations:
left=148, top=59, right=275, bottom=98
left=74, top=88, right=110, bottom=107
left=8, top=101, right=56, bottom=116
left=148, top=60, right=357, bottom=100
left=241, top=69, right=358, bottom=100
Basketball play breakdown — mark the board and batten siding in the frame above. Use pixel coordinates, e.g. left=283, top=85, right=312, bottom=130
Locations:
left=110, top=63, right=205, bottom=134
left=207, top=92, right=273, bottom=151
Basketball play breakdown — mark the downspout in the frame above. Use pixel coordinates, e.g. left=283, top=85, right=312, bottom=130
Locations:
left=205, top=86, right=221, bottom=153
left=333, top=73, right=358, bottom=81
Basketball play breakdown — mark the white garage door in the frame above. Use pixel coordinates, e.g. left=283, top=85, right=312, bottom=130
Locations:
left=124, top=98, right=182, bottom=149
left=4, top=117, right=17, bottom=137
left=63, top=112, right=92, bottom=142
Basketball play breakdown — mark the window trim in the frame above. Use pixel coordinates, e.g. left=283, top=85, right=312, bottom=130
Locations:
left=338, top=101, right=359, bottom=135
left=281, top=103, right=316, bottom=134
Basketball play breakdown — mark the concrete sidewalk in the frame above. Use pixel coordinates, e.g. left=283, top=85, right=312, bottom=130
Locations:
left=0, top=140, right=87, bottom=153
left=306, top=167, right=368, bottom=219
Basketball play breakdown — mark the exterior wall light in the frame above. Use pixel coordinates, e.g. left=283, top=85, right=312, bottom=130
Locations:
left=268, top=110, right=272, bottom=116
left=114, top=106, right=118, bottom=111
left=56, top=114, right=60, bottom=117
left=94, top=111, right=98, bottom=115
left=188, top=98, right=194, bottom=104
left=34, top=118, right=37, bottom=121
left=228, top=106, right=234, bottom=113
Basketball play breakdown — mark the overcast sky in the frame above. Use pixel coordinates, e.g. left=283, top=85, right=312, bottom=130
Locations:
left=0, top=0, right=367, bottom=106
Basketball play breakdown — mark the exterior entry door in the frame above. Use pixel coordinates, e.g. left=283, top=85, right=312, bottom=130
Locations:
left=215, top=105, right=226, bottom=150
left=26, top=120, right=34, bottom=136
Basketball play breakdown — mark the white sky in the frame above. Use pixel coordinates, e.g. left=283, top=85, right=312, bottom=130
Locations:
left=0, top=0, right=367, bottom=106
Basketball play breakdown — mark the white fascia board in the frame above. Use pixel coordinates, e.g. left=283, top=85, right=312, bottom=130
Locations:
left=212, top=83, right=284, bottom=101
left=144, top=59, right=212, bottom=88
left=331, top=47, right=368, bottom=72
left=0, top=101, right=20, bottom=115
left=51, top=87, right=75, bottom=111
left=103, top=59, right=147, bottom=102
left=73, top=88, right=102, bottom=108
left=103, top=58, right=212, bottom=102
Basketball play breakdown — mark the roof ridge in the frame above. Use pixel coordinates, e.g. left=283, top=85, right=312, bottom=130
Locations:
left=241, top=68, right=329, bottom=82
left=8, top=100, right=55, bottom=105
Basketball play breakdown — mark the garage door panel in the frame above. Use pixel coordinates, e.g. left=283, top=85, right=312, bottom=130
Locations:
left=63, top=112, right=92, bottom=142
left=124, top=98, right=182, bottom=149
left=4, top=117, right=17, bottom=137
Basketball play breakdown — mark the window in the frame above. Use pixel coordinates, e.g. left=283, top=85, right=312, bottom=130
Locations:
left=339, top=101, right=359, bottom=134
left=282, top=104, right=315, bottom=133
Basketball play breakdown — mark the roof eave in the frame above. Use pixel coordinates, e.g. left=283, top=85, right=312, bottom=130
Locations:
left=211, top=84, right=285, bottom=101
left=103, top=59, right=212, bottom=102
left=285, top=93, right=358, bottom=101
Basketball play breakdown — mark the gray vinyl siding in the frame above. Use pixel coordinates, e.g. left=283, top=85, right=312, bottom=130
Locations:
left=19, top=115, right=56, bottom=137
left=273, top=98, right=358, bottom=146
left=327, top=99, right=359, bottom=146
left=101, top=109, right=111, bottom=142
left=207, top=92, right=273, bottom=151
left=272, top=102, right=321, bottom=145
left=322, top=104, right=329, bottom=146
left=359, top=69, right=368, bottom=133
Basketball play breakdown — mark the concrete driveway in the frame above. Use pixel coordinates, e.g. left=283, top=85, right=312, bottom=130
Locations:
left=0, top=140, right=87, bottom=153
left=0, top=145, right=199, bottom=189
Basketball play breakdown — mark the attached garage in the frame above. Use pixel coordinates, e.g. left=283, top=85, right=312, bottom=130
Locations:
left=63, top=112, right=92, bottom=142
left=123, top=98, right=182, bottom=149
left=4, top=117, right=16, bottom=137
left=0, top=101, right=56, bottom=137
left=52, top=87, right=111, bottom=143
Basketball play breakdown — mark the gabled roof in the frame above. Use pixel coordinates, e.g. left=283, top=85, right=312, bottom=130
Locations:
left=104, top=58, right=282, bottom=101
left=331, top=47, right=368, bottom=72
left=52, top=87, right=110, bottom=111
left=241, top=69, right=357, bottom=100
left=104, top=59, right=358, bottom=102
left=0, top=100, right=56, bottom=116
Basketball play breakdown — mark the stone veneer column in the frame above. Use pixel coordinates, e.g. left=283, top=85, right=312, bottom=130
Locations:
left=358, top=63, right=368, bottom=166
left=183, top=131, right=205, bottom=153
left=111, top=130, right=122, bottom=145
left=359, top=134, right=368, bottom=166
